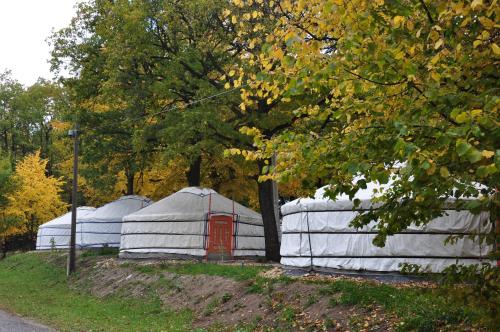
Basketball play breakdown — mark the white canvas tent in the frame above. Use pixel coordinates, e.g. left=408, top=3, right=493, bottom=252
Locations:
left=280, top=182, right=493, bottom=273
left=120, top=187, right=265, bottom=259
left=77, top=195, right=152, bottom=248
left=36, top=206, right=96, bottom=250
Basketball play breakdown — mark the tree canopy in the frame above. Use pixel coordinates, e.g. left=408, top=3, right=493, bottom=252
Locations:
left=234, top=0, right=499, bottom=246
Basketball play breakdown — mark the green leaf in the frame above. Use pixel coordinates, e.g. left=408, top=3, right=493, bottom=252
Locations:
left=465, top=148, right=482, bottom=163
left=439, top=167, right=450, bottom=177
left=456, top=140, right=471, bottom=156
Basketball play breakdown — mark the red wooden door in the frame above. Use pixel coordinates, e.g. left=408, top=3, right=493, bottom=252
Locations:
left=207, top=215, right=233, bottom=256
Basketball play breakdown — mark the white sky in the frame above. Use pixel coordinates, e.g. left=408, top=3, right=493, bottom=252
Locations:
left=0, top=0, right=78, bottom=86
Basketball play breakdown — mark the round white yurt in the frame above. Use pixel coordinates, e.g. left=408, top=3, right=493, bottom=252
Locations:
left=120, top=187, right=265, bottom=259
left=280, top=182, right=493, bottom=273
left=36, top=206, right=96, bottom=250
left=77, top=195, right=152, bottom=249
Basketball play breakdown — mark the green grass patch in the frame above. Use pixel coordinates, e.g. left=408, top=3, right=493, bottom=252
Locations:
left=246, top=275, right=294, bottom=294
left=320, top=280, right=482, bottom=331
left=0, top=253, right=192, bottom=331
left=136, top=261, right=268, bottom=281
left=80, top=247, right=119, bottom=258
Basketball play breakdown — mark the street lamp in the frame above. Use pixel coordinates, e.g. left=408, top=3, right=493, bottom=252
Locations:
left=67, top=128, right=79, bottom=275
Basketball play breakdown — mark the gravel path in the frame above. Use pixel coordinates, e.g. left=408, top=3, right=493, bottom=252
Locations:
left=0, top=309, right=55, bottom=332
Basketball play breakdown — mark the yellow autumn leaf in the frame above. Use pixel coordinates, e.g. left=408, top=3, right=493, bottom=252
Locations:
left=471, top=0, right=483, bottom=10
left=478, top=17, right=495, bottom=29
left=471, top=109, right=482, bottom=117
left=231, top=15, right=237, bottom=24
left=440, top=167, right=450, bottom=177
left=434, top=39, right=444, bottom=50
left=393, top=16, right=405, bottom=28
left=224, top=82, right=231, bottom=89
left=228, top=70, right=236, bottom=77
left=491, top=43, right=500, bottom=55
left=273, top=48, right=284, bottom=59
left=481, top=150, right=494, bottom=159
left=430, top=71, right=441, bottom=82
left=473, top=40, right=482, bottom=48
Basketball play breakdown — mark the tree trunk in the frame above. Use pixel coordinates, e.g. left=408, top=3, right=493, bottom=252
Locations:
left=2, top=130, right=7, bottom=152
left=126, top=171, right=135, bottom=195
left=257, top=161, right=281, bottom=262
left=29, top=215, right=36, bottom=250
left=186, top=155, right=202, bottom=187
left=0, top=236, right=6, bottom=260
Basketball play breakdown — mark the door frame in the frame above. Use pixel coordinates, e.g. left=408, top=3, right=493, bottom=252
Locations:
left=206, top=214, right=234, bottom=258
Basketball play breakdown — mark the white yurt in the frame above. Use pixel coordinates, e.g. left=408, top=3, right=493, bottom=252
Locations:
left=280, top=182, right=493, bottom=273
left=77, top=195, right=152, bottom=248
left=36, top=206, right=96, bottom=250
left=120, top=187, right=265, bottom=259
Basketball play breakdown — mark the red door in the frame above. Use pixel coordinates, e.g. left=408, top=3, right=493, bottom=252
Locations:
left=207, top=215, right=233, bottom=257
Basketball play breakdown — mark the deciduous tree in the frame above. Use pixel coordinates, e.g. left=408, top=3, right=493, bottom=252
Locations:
left=238, top=0, right=499, bottom=247
left=4, top=151, right=67, bottom=246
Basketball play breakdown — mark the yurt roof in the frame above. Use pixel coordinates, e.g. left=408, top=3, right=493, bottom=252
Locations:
left=80, top=195, right=153, bottom=222
left=123, top=187, right=262, bottom=223
left=40, top=206, right=96, bottom=229
left=282, top=178, right=489, bottom=216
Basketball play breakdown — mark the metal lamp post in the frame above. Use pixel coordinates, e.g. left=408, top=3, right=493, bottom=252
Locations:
left=67, top=128, right=79, bottom=275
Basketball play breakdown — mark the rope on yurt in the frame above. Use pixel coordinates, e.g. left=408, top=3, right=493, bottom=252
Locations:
left=232, top=195, right=236, bottom=257
left=204, top=192, right=213, bottom=259
left=202, top=193, right=210, bottom=253
left=298, top=208, right=303, bottom=259
left=234, top=215, right=240, bottom=255
left=305, top=207, right=314, bottom=272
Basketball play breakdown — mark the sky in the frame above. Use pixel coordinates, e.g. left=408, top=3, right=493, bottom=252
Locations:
left=0, top=0, right=78, bottom=86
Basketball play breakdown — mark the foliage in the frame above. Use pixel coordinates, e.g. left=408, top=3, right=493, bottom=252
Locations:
left=0, top=71, right=64, bottom=167
left=0, top=155, right=17, bottom=250
left=233, top=0, right=499, bottom=246
left=49, top=0, right=296, bottom=260
left=4, top=151, right=67, bottom=239
left=439, top=263, right=500, bottom=328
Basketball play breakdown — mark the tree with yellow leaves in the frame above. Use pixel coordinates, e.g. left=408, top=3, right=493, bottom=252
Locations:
left=235, top=0, right=499, bottom=245
left=4, top=151, right=67, bottom=246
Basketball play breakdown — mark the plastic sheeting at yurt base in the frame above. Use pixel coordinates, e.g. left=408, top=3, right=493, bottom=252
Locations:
left=76, top=195, right=152, bottom=249
left=280, top=184, right=494, bottom=273
left=36, top=206, right=96, bottom=250
left=120, top=187, right=265, bottom=259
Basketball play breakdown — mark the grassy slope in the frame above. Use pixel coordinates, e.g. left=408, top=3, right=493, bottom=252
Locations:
left=0, top=253, right=192, bottom=331
left=0, top=252, right=491, bottom=331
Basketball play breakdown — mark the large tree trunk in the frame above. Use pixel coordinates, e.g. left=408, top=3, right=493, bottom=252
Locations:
left=0, top=236, right=6, bottom=260
left=186, top=155, right=201, bottom=187
left=126, top=171, right=135, bottom=195
left=29, top=215, right=36, bottom=250
left=257, top=161, right=281, bottom=262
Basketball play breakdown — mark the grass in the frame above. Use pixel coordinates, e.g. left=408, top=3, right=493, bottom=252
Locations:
left=319, top=280, right=481, bottom=331
left=80, top=247, right=119, bottom=258
left=135, top=261, right=269, bottom=281
left=0, top=253, right=192, bottom=331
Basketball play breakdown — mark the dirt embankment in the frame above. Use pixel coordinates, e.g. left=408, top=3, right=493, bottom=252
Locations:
left=64, top=256, right=401, bottom=331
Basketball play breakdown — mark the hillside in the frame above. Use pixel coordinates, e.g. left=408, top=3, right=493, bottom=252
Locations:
left=0, top=252, right=492, bottom=331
